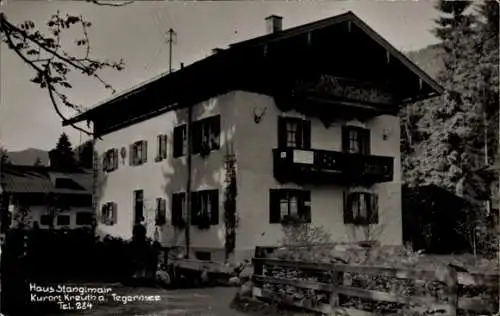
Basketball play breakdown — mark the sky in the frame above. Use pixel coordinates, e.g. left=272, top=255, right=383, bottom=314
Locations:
left=0, top=0, right=441, bottom=152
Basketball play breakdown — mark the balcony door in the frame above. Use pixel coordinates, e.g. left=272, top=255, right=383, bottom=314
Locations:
left=278, top=117, right=311, bottom=149
left=134, top=189, right=144, bottom=224
left=342, top=126, right=370, bottom=155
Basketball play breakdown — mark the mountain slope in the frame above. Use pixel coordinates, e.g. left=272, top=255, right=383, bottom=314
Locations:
left=6, top=148, right=50, bottom=166
left=404, top=43, right=445, bottom=81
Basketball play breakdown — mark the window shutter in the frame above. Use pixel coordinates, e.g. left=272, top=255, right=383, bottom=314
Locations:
left=369, top=194, right=379, bottom=224
left=300, top=191, right=312, bottom=223
left=111, top=202, right=118, bottom=225
left=192, top=121, right=202, bottom=154
left=269, top=189, right=281, bottom=223
left=278, top=117, right=287, bottom=148
left=156, top=135, right=161, bottom=160
left=302, top=120, right=311, bottom=149
left=173, top=126, right=183, bottom=157
left=342, top=126, right=349, bottom=152
left=102, top=154, right=107, bottom=172
left=191, top=192, right=199, bottom=226
left=162, top=135, right=167, bottom=158
left=171, top=194, right=180, bottom=226
left=129, top=144, right=134, bottom=165
left=343, top=191, right=354, bottom=224
left=211, top=116, right=221, bottom=150
left=114, top=148, right=119, bottom=170
left=142, top=140, right=148, bottom=163
left=99, top=204, right=106, bottom=224
left=362, top=129, right=371, bottom=155
left=210, top=190, right=219, bottom=225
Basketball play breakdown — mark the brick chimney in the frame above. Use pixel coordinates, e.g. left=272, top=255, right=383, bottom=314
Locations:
left=265, top=15, right=283, bottom=34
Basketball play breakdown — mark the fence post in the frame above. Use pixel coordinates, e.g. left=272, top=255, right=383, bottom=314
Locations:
left=444, top=265, right=458, bottom=316
left=329, top=267, right=343, bottom=314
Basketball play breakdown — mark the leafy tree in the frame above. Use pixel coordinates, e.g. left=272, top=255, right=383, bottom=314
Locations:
left=76, top=140, right=94, bottom=169
left=50, top=133, right=77, bottom=170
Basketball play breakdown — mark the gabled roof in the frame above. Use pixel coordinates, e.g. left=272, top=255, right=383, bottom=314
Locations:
left=64, top=11, right=443, bottom=127
left=0, top=165, right=92, bottom=195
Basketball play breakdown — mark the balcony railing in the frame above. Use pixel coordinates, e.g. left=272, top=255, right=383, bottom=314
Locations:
left=273, top=147, right=394, bottom=185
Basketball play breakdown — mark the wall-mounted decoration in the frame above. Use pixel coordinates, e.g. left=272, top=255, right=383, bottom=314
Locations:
left=253, top=105, right=267, bottom=124
left=120, top=146, right=127, bottom=163
left=382, top=127, right=392, bottom=141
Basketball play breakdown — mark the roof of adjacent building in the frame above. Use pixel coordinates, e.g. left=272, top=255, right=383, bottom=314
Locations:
left=0, top=165, right=92, bottom=195
left=64, top=11, right=443, bottom=130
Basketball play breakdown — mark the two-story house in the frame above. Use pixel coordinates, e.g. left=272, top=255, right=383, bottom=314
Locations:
left=64, top=12, right=442, bottom=263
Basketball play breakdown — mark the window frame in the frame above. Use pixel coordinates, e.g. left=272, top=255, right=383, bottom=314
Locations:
left=269, top=189, right=311, bottom=224
left=156, top=134, right=168, bottom=162
left=76, top=212, right=93, bottom=226
left=342, top=126, right=371, bottom=155
left=343, top=191, right=378, bottom=225
left=173, top=124, right=188, bottom=158
left=191, top=189, right=219, bottom=228
left=56, top=214, right=70, bottom=226
left=171, top=192, right=186, bottom=228
left=134, top=190, right=144, bottom=224
left=192, top=115, right=221, bottom=155
left=278, top=117, right=311, bottom=149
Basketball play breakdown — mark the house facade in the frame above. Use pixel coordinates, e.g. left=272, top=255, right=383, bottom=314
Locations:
left=65, top=12, right=442, bottom=263
left=0, top=165, right=94, bottom=232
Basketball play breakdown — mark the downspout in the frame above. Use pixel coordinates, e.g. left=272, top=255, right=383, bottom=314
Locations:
left=183, top=63, right=192, bottom=259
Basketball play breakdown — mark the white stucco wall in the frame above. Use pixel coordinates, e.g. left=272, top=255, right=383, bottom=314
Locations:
left=94, top=90, right=402, bottom=262
left=232, top=91, right=402, bottom=260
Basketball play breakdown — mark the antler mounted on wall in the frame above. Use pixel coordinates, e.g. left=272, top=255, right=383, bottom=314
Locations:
left=253, top=105, right=267, bottom=124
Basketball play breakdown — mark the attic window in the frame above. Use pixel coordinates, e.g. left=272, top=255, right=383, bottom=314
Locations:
left=54, top=178, right=85, bottom=190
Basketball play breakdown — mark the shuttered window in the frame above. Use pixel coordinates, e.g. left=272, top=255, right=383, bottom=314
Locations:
left=342, top=126, right=370, bottom=155
left=269, top=189, right=311, bottom=224
left=192, top=116, right=221, bottom=155
left=101, top=202, right=117, bottom=226
left=343, top=192, right=378, bottom=225
left=171, top=192, right=186, bottom=227
left=191, top=190, right=219, bottom=228
left=156, top=134, right=168, bottom=162
left=173, top=125, right=187, bottom=158
left=103, top=148, right=119, bottom=172
left=130, top=140, right=148, bottom=165
left=155, top=197, right=167, bottom=226
left=278, top=117, right=311, bottom=149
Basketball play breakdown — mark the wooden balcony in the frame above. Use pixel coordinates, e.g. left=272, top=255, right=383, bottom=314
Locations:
left=273, top=147, right=394, bottom=185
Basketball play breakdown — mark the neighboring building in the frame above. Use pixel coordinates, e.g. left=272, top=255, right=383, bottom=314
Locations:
left=0, top=165, right=93, bottom=231
left=64, top=12, right=442, bottom=263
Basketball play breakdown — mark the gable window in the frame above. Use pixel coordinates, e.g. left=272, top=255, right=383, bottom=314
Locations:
left=40, top=215, right=52, bottom=226
left=278, top=117, right=311, bottom=149
left=192, top=116, right=221, bottom=155
left=156, top=134, right=168, bottom=162
left=155, top=197, right=167, bottom=226
left=101, top=202, right=117, bottom=225
left=76, top=212, right=93, bottom=225
left=342, top=126, right=370, bottom=155
left=269, top=189, right=311, bottom=224
left=57, top=215, right=70, bottom=226
left=103, top=148, right=119, bottom=172
left=191, top=190, right=219, bottom=228
left=173, top=125, right=188, bottom=158
left=171, top=192, right=186, bottom=228
left=134, top=190, right=144, bottom=224
left=343, top=191, right=378, bottom=225
left=130, top=140, right=148, bottom=166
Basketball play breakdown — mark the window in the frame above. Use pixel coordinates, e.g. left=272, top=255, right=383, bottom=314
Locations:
left=134, top=190, right=144, bottom=224
left=55, top=178, right=85, bottom=190
left=173, top=125, right=188, bottom=158
left=156, top=134, right=168, bottom=162
left=130, top=140, right=148, bottom=166
left=103, top=148, right=119, bottom=172
left=269, top=189, right=311, bottom=224
left=192, top=116, right=221, bottom=155
left=155, top=197, right=167, bottom=226
left=278, top=117, right=311, bottom=149
left=191, top=190, right=219, bottom=228
left=76, top=212, right=93, bottom=225
left=171, top=192, right=186, bottom=228
left=101, top=202, right=117, bottom=225
left=195, top=251, right=212, bottom=261
left=343, top=192, right=378, bottom=225
left=40, top=215, right=52, bottom=226
left=57, top=215, right=70, bottom=226
left=342, top=126, right=370, bottom=155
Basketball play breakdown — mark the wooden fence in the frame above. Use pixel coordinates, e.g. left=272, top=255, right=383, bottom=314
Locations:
left=252, top=258, right=498, bottom=316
